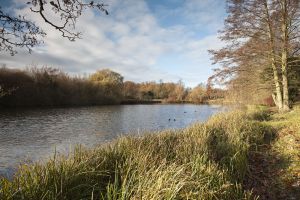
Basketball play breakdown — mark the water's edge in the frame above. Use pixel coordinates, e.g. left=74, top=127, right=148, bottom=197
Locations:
left=0, top=104, right=225, bottom=178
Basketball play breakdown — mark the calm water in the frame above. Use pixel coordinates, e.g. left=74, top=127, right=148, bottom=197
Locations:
left=0, top=104, right=224, bottom=177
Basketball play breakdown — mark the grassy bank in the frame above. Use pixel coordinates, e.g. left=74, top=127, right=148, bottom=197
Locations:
left=244, top=105, right=300, bottom=199
left=1, top=107, right=299, bottom=199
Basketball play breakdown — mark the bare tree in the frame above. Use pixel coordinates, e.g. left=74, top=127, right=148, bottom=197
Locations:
left=0, top=7, right=45, bottom=55
left=210, top=0, right=279, bottom=105
left=0, top=0, right=108, bottom=55
left=210, top=0, right=300, bottom=111
left=275, top=0, right=300, bottom=110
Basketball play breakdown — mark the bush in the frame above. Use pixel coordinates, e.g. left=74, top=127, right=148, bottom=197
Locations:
left=0, top=67, right=123, bottom=107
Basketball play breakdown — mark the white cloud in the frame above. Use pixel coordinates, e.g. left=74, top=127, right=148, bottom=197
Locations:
left=0, top=0, right=226, bottom=87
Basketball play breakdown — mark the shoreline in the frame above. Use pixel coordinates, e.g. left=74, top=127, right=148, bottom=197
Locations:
left=0, top=104, right=225, bottom=181
left=1, top=106, right=299, bottom=199
left=0, top=101, right=224, bottom=109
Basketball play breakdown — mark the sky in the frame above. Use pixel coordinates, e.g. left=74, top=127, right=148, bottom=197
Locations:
left=0, top=0, right=227, bottom=87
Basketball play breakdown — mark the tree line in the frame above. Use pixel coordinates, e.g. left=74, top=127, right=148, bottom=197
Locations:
left=123, top=80, right=224, bottom=103
left=0, top=66, right=224, bottom=107
left=0, top=67, right=123, bottom=107
left=210, top=0, right=300, bottom=111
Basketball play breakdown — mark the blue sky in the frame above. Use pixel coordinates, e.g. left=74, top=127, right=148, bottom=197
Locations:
left=0, top=0, right=226, bottom=87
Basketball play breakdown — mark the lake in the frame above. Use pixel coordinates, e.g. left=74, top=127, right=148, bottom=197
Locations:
left=0, top=104, right=225, bottom=177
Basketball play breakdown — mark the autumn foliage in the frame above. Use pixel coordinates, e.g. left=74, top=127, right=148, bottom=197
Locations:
left=0, top=66, right=224, bottom=107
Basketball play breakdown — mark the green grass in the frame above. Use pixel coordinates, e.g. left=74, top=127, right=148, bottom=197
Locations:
left=241, top=104, right=300, bottom=199
left=262, top=105, right=300, bottom=198
left=0, top=108, right=290, bottom=200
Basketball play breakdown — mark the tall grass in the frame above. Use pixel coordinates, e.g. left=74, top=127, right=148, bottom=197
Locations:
left=0, top=110, right=274, bottom=199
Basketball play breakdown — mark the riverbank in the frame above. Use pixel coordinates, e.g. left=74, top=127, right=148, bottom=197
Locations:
left=120, top=98, right=227, bottom=105
left=1, top=106, right=299, bottom=199
left=120, top=99, right=201, bottom=105
left=120, top=99, right=162, bottom=104
left=244, top=105, right=300, bottom=199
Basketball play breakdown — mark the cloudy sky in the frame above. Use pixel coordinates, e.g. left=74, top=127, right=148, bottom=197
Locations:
left=0, top=0, right=226, bottom=87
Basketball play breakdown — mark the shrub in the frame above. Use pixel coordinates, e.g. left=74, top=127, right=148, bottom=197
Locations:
left=0, top=67, right=123, bottom=107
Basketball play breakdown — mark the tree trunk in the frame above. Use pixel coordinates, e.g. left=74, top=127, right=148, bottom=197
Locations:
left=281, top=51, right=290, bottom=111
left=264, top=0, right=283, bottom=110
left=271, top=61, right=283, bottom=110
left=280, top=0, right=290, bottom=111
